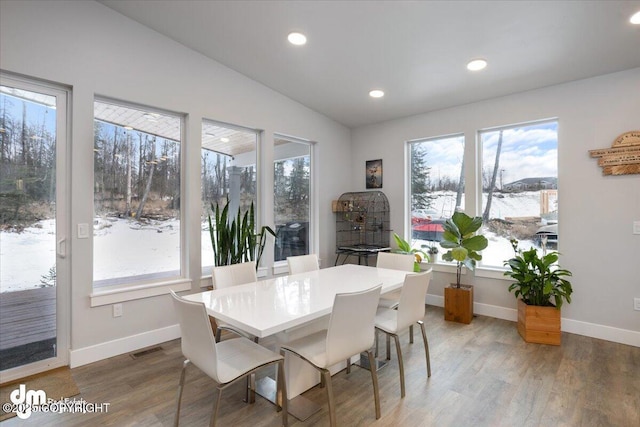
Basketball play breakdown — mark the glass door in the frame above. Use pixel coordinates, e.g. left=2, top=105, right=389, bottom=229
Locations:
left=0, top=74, right=69, bottom=380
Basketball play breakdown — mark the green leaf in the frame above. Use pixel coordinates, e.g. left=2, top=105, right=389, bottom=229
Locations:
left=463, top=235, right=488, bottom=251
left=451, top=247, right=468, bottom=262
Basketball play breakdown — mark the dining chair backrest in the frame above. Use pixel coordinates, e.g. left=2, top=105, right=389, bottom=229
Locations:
left=396, top=269, right=432, bottom=331
left=212, top=261, right=257, bottom=290
left=376, top=252, right=414, bottom=272
left=287, top=254, right=319, bottom=275
left=325, top=285, right=382, bottom=366
left=170, top=291, right=220, bottom=382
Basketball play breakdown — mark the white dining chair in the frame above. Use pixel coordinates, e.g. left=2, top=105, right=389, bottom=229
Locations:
left=286, top=253, right=319, bottom=275
left=212, top=261, right=258, bottom=342
left=376, top=251, right=414, bottom=308
left=170, top=291, right=288, bottom=427
left=280, top=285, right=382, bottom=427
left=375, top=251, right=416, bottom=346
left=374, top=269, right=432, bottom=398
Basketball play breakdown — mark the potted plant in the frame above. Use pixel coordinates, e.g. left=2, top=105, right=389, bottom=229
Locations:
left=439, top=211, right=488, bottom=323
left=392, top=233, right=427, bottom=272
left=208, top=198, right=275, bottom=269
left=427, top=245, right=439, bottom=263
left=504, top=239, right=572, bottom=345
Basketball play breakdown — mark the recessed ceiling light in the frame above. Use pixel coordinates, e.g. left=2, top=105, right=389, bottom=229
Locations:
left=467, top=59, right=488, bottom=71
left=369, top=89, right=385, bottom=98
left=220, top=137, right=230, bottom=143
left=631, top=11, right=640, bottom=24
left=287, top=32, right=307, bottom=46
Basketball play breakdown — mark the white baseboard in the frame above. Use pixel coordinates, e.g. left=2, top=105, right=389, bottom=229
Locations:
left=425, top=294, right=639, bottom=347
left=69, top=324, right=181, bottom=368
left=561, top=318, right=640, bottom=347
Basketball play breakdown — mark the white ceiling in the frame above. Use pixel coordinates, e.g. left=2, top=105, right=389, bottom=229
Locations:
left=99, top=0, right=640, bottom=129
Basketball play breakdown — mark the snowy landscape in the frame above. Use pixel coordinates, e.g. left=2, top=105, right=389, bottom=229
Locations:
left=0, top=191, right=551, bottom=293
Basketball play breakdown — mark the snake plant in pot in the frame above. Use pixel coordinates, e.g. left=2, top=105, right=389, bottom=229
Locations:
left=504, top=239, right=573, bottom=345
left=439, top=211, right=488, bottom=323
left=208, top=198, right=275, bottom=269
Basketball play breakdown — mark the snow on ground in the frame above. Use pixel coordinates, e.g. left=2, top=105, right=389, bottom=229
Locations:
left=1, top=219, right=57, bottom=292
left=1, top=191, right=549, bottom=292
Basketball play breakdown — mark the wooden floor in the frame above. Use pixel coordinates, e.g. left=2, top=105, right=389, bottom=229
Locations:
left=2, top=306, right=638, bottom=426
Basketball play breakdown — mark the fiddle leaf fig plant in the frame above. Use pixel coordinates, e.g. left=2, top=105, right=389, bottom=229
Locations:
left=504, top=239, right=573, bottom=309
left=440, top=211, right=488, bottom=287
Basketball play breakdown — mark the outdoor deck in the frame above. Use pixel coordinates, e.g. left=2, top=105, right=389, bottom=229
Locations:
left=0, top=287, right=56, bottom=351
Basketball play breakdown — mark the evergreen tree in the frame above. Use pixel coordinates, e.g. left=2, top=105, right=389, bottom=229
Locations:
left=410, top=143, right=434, bottom=211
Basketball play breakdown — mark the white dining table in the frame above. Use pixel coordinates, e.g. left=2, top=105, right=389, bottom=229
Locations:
left=184, top=263, right=408, bottom=339
left=183, top=264, right=409, bottom=419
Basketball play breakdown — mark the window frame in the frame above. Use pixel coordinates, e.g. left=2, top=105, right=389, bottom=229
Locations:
left=272, top=133, right=315, bottom=273
left=476, top=118, right=559, bottom=270
left=405, top=118, right=559, bottom=275
left=200, top=118, right=260, bottom=278
left=90, top=96, right=188, bottom=305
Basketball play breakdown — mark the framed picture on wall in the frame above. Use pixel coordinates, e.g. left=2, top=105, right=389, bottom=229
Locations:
left=366, top=159, right=383, bottom=189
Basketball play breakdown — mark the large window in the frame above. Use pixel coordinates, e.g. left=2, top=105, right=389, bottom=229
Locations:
left=409, top=134, right=465, bottom=253
left=93, top=99, right=183, bottom=287
left=480, top=120, right=559, bottom=267
left=273, top=135, right=312, bottom=262
left=201, top=121, right=258, bottom=275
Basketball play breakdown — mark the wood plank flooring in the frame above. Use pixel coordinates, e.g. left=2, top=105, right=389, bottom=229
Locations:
left=0, top=287, right=56, bottom=350
left=2, top=306, right=638, bottom=426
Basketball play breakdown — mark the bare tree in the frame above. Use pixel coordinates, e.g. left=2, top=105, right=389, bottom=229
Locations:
left=483, top=130, right=503, bottom=221
left=135, top=136, right=156, bottom=219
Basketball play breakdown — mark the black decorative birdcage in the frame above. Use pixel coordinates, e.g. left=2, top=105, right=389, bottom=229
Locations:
left=334, top=191, right=390, bottom=264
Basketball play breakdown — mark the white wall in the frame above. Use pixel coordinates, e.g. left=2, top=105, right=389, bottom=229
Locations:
left=352, top=68, right=640, bottom=345
left=1, top=0, right=352, bottom=363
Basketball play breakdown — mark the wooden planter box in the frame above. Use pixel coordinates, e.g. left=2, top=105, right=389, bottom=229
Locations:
left=444, top=284, right=473, bottom=324
left=517, top=299, right=561, bottom=345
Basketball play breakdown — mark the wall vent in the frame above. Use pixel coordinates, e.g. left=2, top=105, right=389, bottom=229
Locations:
left=130, top=346, right=163, bottom=359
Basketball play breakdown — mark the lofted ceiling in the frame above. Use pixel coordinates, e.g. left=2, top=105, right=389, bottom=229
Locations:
left=99, top=0, right=640, bottom=129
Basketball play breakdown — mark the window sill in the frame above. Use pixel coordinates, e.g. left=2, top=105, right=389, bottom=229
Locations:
left=90, top=278, right=192, bottom=307
left=475, top=266, right=512, bottom=281
left=420, top=261, right=461, bottom=275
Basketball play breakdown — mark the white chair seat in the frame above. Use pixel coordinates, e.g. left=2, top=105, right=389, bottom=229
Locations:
left=280, top=330, right=329, bottom=368
left=378, top=290, right=401, bottom=309
left=216, top=338, right=283, bottom=384
left=374, top=306, right=399, bottom=333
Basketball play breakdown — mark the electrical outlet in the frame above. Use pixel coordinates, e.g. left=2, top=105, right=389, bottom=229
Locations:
left=634, top=221, right=640, bottom=235
left=634, top=298, right=640, bottom=311
left=113, top=303, right=123, bottom=317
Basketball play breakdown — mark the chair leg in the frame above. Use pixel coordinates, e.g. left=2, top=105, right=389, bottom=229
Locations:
left=276, top=359, right=288, bottom=426
left=215, top=328, right=222, bottom=343
left=210, top=386, right=223, bottom=427
left=386, top=334, right=391, bottom=361
left=346, top=358, right=351, bottom=374
left=409, top=324, right=414, bottom=344
left=174, top=360, right=190, bottom=427
left=246, top=373, right=256, bottom=403
left=366, top=350, right=381, bottom=420
left=374, top=329, right=379, bottom=357
left=418, top=320, right=431, bottom=377
left=393, top=334, right=406, bottom=398
left=322, top=369, right=336, bottom=427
